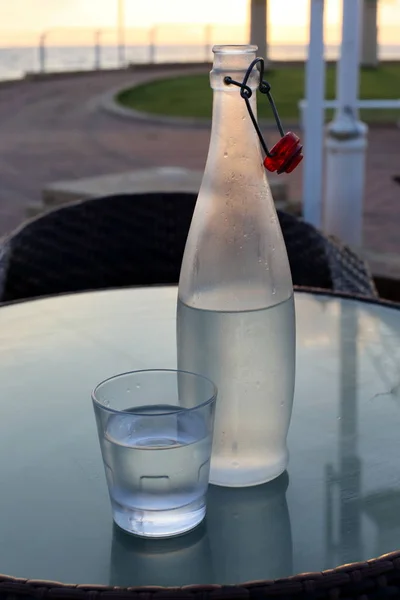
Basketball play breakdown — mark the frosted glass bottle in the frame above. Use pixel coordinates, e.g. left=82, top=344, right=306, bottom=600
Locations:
left=177, top=45, right=295, bottom=488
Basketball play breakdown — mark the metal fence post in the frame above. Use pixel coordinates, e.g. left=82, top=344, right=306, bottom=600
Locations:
left=117, top=0, right=126, bottom=66
left=204, top=24, right=212, bottom=62
left=94, top=30, right=102, bottom=70
left=39, top=32, right=47, bottom=73
left=149, top=26, right=156, bottom=64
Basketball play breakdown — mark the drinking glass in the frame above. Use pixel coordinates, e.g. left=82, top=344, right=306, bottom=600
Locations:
left=92, top=369, right=217, bottom=538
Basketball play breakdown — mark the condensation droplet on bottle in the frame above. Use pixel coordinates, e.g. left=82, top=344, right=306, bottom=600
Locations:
left=104, top=400, right=110, bottom=407
left=126, top=388, right=131, bottom=393
left=258, top=257, right=262, bottom=263
left=224, top=152, right=228, bottom=158
left=272, top=287, right=276, bottom=295
left=243, top=233, right=248, bottom=239
left=136, top=383, right=141, bottom=389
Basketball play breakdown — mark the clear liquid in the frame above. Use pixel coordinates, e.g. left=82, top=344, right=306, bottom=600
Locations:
left=100, top=406, right=212, bottom=537
left=177, top=295, right=295, bottom=487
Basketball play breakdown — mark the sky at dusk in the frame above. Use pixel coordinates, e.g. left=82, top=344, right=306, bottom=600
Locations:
left=1, top=0, right=399, bottom=45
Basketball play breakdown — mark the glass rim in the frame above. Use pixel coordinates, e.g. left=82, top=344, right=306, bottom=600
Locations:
left=91, top=368, right=217, bottom=416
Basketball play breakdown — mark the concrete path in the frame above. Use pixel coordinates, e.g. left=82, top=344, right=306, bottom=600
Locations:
left=0, top=68, right=399, bottom=277
left=0, top=68, right=208, bottom=234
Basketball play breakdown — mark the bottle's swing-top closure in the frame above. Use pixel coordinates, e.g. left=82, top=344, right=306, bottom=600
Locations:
left=224, top=56, right=303, bottom=174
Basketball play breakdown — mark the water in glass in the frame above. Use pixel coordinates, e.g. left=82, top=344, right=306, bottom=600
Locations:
left=99, top=405, right=212, bottom=537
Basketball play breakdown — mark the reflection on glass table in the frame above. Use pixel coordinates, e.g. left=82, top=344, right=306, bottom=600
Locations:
left=110, top=472, right=292, bottom=587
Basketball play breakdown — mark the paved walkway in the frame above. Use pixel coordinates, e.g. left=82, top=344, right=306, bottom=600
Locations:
left=0, top=68, right=399, bottom=277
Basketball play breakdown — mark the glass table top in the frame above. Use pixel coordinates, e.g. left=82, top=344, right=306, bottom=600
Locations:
left=0, top=287, right=399, bottom=586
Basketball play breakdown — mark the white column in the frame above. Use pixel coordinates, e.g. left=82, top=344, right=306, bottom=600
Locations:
left=302, top=0, right=326, bottom=228
left=324, top=0, right=368, bottom=250
left=250, top=0, right=268, bottom=61
left=361, top=0, right=378, bottom=67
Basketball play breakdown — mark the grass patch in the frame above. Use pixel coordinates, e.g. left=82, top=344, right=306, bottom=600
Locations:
left=117, top=64, right=400, bottom=123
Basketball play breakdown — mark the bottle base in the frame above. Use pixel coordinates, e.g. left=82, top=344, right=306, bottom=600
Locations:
left=209, top=453, right=288, bottom=488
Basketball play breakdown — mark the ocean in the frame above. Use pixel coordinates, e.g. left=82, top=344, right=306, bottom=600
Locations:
left=1, top=43, right=400, bottom=82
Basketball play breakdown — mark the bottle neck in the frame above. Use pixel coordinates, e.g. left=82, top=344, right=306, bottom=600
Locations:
left=206, top=86, right=263, bottom=170
left=205, top=47, right=264, bottom=178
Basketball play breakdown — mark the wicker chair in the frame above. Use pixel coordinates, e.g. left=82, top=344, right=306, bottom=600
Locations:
left=0, top=192, right=376, bottom=303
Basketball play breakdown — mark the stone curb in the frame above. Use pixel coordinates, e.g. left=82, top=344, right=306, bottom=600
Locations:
left=101, top=86, right=213, bottom=130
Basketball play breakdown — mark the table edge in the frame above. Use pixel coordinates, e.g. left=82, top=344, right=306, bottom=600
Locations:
left=1, top=549, right=400, bottom=597
left=0, top=284, right=399, bottom=311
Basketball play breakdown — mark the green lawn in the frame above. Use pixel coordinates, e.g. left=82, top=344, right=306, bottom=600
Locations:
left=117, top=64, right=400, bottom=123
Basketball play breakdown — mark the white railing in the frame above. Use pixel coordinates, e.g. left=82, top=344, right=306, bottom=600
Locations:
left=299, top=98, right=400, bottom=129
